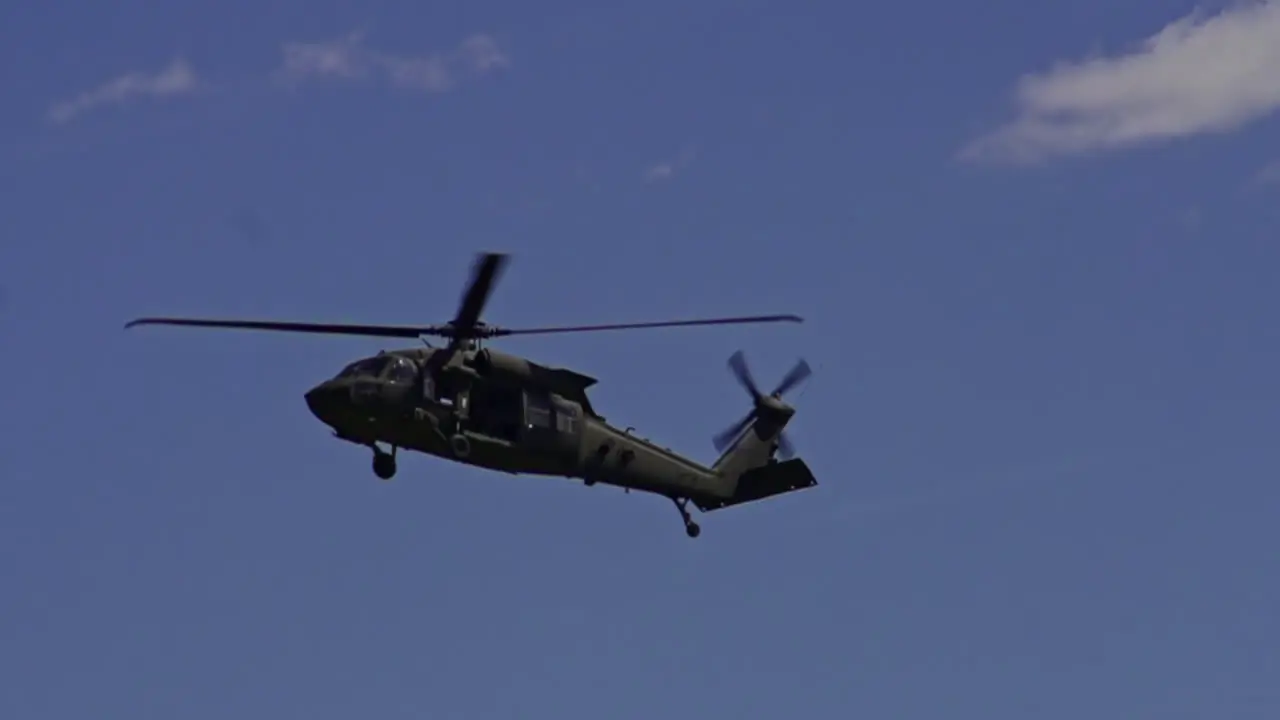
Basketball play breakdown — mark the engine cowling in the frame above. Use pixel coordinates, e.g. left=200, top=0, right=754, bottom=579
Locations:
left=470, top=348, right=534, bottom=383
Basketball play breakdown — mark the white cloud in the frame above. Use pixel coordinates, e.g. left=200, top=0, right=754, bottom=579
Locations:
left=644, top=146, right=697, bottom=182
left=48, top=58, right=197, bottom=124
left=275, top=32, right=507, bottom=92
left=645, top=163, right=675, bottom=181
left=381, top=56, right=453, bottom=92
left=277, top=31, right=369, bottom=84
left=963, top=1, right=1280, bottom=163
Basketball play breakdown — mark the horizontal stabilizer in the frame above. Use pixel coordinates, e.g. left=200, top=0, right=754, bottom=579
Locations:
left=694, top=458, right=817, bottom=512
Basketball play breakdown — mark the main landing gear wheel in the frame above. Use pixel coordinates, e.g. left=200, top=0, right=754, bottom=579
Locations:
left=669, top=496, right=701, bottom=538
left=372, top=446, right=397, bottom=480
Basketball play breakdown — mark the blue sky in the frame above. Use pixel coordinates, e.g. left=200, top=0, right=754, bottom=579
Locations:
left=3, top=0, right=1279, bottom=717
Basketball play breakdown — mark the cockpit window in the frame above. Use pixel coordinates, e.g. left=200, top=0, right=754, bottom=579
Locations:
left=337, top=357, right=391, bottom=379
left=386, top=357, right=417, bottom=384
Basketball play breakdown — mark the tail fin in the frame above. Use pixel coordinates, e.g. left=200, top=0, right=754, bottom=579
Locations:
left=699, top=405, right=816, bottom=512
left=710, top=396, right=795, bottom=482
left=698, top=457, right=817, bottom=512
left=697, top=351, right=817, bottom=511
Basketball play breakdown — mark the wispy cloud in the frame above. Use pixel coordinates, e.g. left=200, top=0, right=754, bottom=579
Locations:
left=962, top=1, right=1280, bottom=164
left=457, top=34, right=509, bottom=74
left=275, top=31, right=508, bottom=92
left=381, top=55, right=453, bottom=92
left=644, top=146, right=696, bottom=182
left=277, top=31, right=369, bottom=84
left=1256, top=159, right=1280, bottom=184
left=48, top=58, right=197, bottom=124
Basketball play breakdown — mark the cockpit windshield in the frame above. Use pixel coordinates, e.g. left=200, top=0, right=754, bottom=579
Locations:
left=337, top=356, right=391, bottom=379
left=386, top=357, right=417, bottom=384
left=335, top=355, right=419, bottom=382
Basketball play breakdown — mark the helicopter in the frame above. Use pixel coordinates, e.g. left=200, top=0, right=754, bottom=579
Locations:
left=125, top=252, right=817, bottom=538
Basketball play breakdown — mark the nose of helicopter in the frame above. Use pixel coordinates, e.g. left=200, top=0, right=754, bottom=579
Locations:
left=304, top=381, right=347, bottom=426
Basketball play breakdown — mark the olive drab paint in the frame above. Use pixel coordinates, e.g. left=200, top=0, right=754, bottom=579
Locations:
left=125, top=253, right=817, bottom=538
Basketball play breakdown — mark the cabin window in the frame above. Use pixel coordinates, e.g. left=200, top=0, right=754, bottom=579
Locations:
left=555, top=407, right=578, bottom=434
left=528, top=405, right=551, bottom=428
left=526, top=394, right=552, bottom=428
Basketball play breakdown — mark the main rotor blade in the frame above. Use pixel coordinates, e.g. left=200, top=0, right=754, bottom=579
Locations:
left=495, top=314, right=803, bottom=338
left=124, top=312, right=803, bottom=340
left=771, top=358, right=812, bottom=397
left=124, top=317, right=440, bottom=338
left=453, top=252, right=509, bottom=332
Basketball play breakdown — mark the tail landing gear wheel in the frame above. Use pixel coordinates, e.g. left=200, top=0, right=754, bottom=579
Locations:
left=669, top=496, right=701, bottom=539
left=372, top=447, right=397, bottom=480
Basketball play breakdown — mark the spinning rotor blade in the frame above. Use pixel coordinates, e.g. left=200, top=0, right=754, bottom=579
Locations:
left=492, top=314, right=803, bottom=338
left=712, top=412, right=798, bottom=458
left=124, top=252, right=515, bottom=343
left=711, top=350, right=765, bottom=451
left=771, top=358, right=812, bottom=397
left=727, top=350, right=763, bottom=400
left=123, top=312, right=804, bottom=341
left=425, top=251, right=509, bottom=367
left=712, top=352, right=812, bottom=457
left=775, top=433, right=796, bottom=461
left=124, top=317, right=435, bottom=338
left=126, top=252, right=804, bottom=345
left=713, top=412, right=755, bottom=452
left=452, top=252, right=508, bottom=336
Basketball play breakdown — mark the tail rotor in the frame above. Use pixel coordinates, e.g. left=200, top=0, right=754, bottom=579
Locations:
left=712, top=351, right=811, bottom=459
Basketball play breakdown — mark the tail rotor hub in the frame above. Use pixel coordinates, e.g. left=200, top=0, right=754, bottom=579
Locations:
left=712, top=350, right=811, bottom=459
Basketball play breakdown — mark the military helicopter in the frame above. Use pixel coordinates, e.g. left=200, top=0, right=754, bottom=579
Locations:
left=125, top=253, right=817, bottom=537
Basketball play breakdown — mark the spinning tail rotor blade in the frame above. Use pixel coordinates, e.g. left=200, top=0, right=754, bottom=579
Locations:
left=775, top=433, right=796, bottom=461
left=711, top=351, right=812, bottom=458
left=727, top=350, right=763, bottom=400
left=771, top=358, right=812, bottom=397
left=713, top=350, right=766, bottom=451
left=713, top=412, right=755, bottom=452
